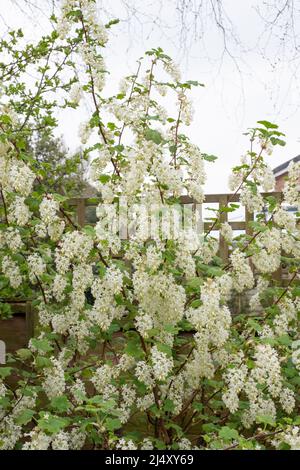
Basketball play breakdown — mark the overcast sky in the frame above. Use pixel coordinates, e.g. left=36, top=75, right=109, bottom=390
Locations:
left=1, top=0, right=300, bottom=193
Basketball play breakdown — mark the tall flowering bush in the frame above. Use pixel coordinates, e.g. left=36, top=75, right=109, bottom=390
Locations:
left=0, top=0, right=300, bottom=450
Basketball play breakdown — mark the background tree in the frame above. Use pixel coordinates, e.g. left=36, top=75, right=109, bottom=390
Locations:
left=29, top=132, right=89, bottom=196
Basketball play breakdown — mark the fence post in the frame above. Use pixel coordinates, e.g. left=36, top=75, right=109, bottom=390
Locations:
left=219, top=195, right=229, bottom=263
left=77, top=198, right=86, bottom=227
left=26, top=301, right=35, bottom=342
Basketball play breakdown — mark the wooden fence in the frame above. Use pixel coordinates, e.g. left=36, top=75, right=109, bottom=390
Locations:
left=1, top=191, right=289, bottom=349
left=69, top=192, right=283, bottom=263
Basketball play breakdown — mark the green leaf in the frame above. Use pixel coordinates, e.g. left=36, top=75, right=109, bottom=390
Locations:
left=256, top=414, right=276, bottom=427
left=125, top=337, right=144, bottom=360
left=257, top=120, right=278, bottom=129
left=83, top=225, right=96, bottom=237
left=247, top=319, right=263, bottom=332
left=38, top=414, right=70, bottom=434
left=186, top=277, right=202, bottom=291
left=0, top=367, right=12, bottom=379
left=190, top=299, right=201, bottom=308
left=164, top=324, right=179, bottom=334
left=277, top=335, right=293, bottom=347
left=156, top=343, right=173, bottom=357
left=50, top=396, right=71, bottom=413
left=35, top=356, right=53, bottom=368
left=105, top=19, right=120, bottom=29
left=16, top=349, right=32, bottom=360
left=163, top=399, right=175, bottom=413
left=270, top=137, right=286, bottom=147
left=202, top=153, right=218, bottom=162
left=15, top=409, right=35, bottom=426
left=52, top=193, right=68, bottom=203
left=144, top=128, right=163, bottom=145
left=99, top=174, right=111, bottom=184
left=219, top=426, right=239, bottom=441
left=292, top=287, right=300, bottom=297
left=105, top=418, right=122, bottom=431
left=30, top=338, right=53, bottom=354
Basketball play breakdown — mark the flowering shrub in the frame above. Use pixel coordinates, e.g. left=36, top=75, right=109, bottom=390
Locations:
left=0, top=0, right=300, bottom=450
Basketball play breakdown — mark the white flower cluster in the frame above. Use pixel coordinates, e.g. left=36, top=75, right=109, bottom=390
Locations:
left=90, top=148, right=111, bottom=182
left=185, top=281, right=232, bottom=387
left=1, top=255, right=22, bottom=288
left=55, top=231, right=94, bottom=274
left=222, top=364, right=248, bottom=413
left=174, top=240, right=196, bottom=279
left=228, top=154, right=275, bottom=198
left=0, top=417, right=22, bottom=450
left=238, top=343, right=295, bottom=428
left=8, top=196, right=32, bottom=226
left=163, top=59, right=181, bottom=82
left=71, top=263, right=94, bottom=309
left=119, top=384, right=136, bottom=424
left=220, top=221, right=233, bottom=243
left=240, top=187, right=264, bottom=212
left=140, top=438, right=154, bottom=450
left=186, top=144, right=206, bottom=203
left=187, top=279, right=232, bottom=347
left=249, top=278, right=269, bottom=313
left=70, top=378, right=86, bottom=405
left=241, top=394, right=276, bottom=429
left=38, top=196, right=65, bottom=241
left=52, top=428, right=86, bottom=450
left=164, top=373, right=185, bottom=414
left=91, top=364, right=118, bottom=394
left=135, top=361, right=155, bottom=389
left=279, top=387, right=295, bottom=414
left=292, top=341, right=300, bottom=371
left=52, top=273, right=68, bottom=302
left=198, top=237, right=219, bottom=263
left=150, top=345, right=174, bottom=381
left=251, top=344, right=283, bottom=398
left=274, top=207, right=296, bottom=232
left=116, top=438, right=137, bottom=450
left=261, top=165, right=275, bottom=191
left=89, top=266, right=124, bottom=330
left=272, top=426, right=300, bottom=450
left=0, top=380, right=6, bottom=398
left=69, top=83, right=82, bottom=105
left=135, top=311, right=153, bottom=338
left=133, top=269, right=186, bottom=332
left=230, top=249, right=254, bottom=292
left=217, top=273, right=233, bottom=301
left=23, top=426, right=86, bottom=450
left=27, top=253, right=46, bottom=284
left=0, top=156, right=35, bottom=197
left=58, top=0, right=108, bottom=47
left=0, top=227, right=23, bottom=253
left=273, top=297, right=297, bottom=336
left=42, top=358, right=66, bottom=399
left=252, top=228, right=281, bottom=274
left=178, top=91, right=194, bottom=126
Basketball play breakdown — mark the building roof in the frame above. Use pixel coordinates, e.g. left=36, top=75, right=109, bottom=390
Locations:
left=273, top=155, right=300, bottom=177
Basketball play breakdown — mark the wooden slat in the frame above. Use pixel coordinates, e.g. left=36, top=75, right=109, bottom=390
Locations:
left=25, top=301, right=35, bottom=342
left=219, top=194, right=229, bottom=263
left=204, top=221, right=246, bottom=231
left=245, top=208, right=254, bottom=236
left=77, top=198, right=86, bottom=227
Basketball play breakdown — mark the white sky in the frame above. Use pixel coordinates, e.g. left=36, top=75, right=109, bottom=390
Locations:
left=1, top=0, right=300, bottom=193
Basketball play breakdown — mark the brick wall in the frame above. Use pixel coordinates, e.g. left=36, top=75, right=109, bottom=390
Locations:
left=275, top=172, right=288, bottom=191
